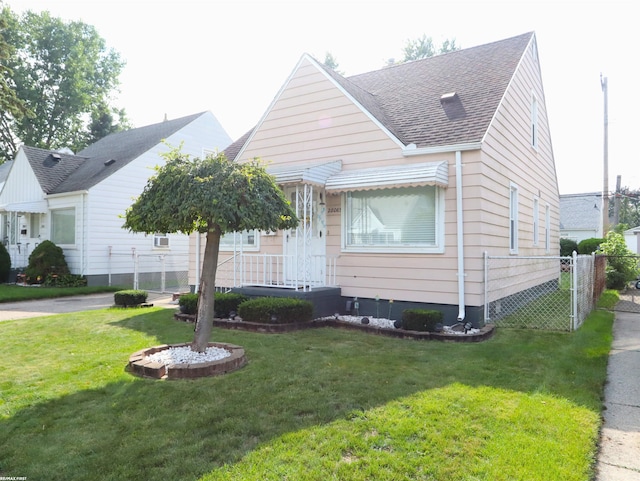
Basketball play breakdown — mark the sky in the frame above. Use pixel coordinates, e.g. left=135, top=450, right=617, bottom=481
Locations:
left=8, top=0, right=638, bottom=195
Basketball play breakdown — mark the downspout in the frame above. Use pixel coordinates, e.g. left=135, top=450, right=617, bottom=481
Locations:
left=455, top=151, right=466, bottom=321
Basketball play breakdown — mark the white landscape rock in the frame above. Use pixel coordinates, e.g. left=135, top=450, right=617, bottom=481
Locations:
left=326, top=315, right=481, bottom=335
left=146, top=345, right=231, bottom=366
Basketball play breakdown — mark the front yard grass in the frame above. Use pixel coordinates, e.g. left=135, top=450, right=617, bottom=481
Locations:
left=0, top=283, right=123, bottom=303
left=0, top=305, right=613, bottom=481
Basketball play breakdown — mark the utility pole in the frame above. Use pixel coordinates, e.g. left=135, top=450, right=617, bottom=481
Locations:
left=613, top=174, right=621, bottom=227
left=601, top=74, right=609, bottom=234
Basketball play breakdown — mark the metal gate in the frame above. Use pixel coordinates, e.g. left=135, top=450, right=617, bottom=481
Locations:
left=608, top=255, right=640, bottom=313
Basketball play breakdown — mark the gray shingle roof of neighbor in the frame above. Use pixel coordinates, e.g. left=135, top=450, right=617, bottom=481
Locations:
left=559, top=192, right=603, bottom=230
left=224, top=32, right=535, bottom=160
left=24, top=112, right=207, bottom=194
left=0, top=160, right=13, bottom=184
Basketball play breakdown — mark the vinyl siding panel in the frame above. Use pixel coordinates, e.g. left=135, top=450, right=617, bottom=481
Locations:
left=83, top=116, right=224, bottom=277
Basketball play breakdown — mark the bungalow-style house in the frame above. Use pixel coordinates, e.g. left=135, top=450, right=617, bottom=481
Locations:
left=190, top=32, right=560, bottom=325
left=0, top=111, right=231, bottom=285
left=559, top=192, right=604, bottom=243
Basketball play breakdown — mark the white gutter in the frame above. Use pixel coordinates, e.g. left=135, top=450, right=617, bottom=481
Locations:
left=403, top=142, right=482, bottom=157
left=455, top=151, right=466, bottom=321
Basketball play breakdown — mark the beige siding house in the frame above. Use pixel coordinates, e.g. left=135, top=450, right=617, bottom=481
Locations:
left=190, top=32, right=560, bottom=325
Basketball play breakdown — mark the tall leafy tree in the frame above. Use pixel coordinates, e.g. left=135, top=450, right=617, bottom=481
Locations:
left=0, top=6, right=127, bottom=161
left=0, top=2, right=29, bottom=164
left=322, top=52, right=343, bottom=75
left=402, top=34, right=459, bottom=62
left=123, top=149, right=298, bottom=352
left=611, top=187, right=640, bottom=228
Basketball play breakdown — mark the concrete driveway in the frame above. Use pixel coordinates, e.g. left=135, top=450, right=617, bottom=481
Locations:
left=0, top=292, right=176, bottom=322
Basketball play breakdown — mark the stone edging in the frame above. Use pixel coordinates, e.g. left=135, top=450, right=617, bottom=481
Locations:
left=128, top=342, right=247, bottom=380
left=174, top=312, right=495, bottom=342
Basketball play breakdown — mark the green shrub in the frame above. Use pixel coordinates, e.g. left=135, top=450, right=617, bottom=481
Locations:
left=560, top=238, right=578, bottom=257
left=41, top=273, right=87, bottom=287
left=577, top=237, right=605, bottom=255
left=25, top=240, right=69, bottom=282
left=0, top=243, right=10, bottom=283
left=215, top=292, right=249, bottom=317
left=114, top=290, right=148, bottom=307
left=401, top=309, right=444, bottom=332
left=178, top=292, right=250, bottom=317
left=599, top=231, right=640, bottom=290
left=178, top=293, right=199, bottom=315
left=238, top=297, right=313, bottom=324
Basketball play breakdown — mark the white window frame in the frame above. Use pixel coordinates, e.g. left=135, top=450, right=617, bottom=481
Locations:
left=533, top=197, right=539, bottom=246
left=153, top=233, right=170, bottom=249
left=545, top=203, right=551, bottom=252
left=531, top=91, right=539, bottom=150
left=219, top=230, right=259, bottom=252
left=341, top=185, right=445, bottom=254
left=50, top=207, right=76, bottom=246
left=509, top=183, right=519, bottom=254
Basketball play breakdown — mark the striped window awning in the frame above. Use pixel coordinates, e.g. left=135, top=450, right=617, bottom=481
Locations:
left=267, top=160, right=342, bottom=186
left=0, top=200, right=48, bottom=213
left=325, top=161, right=449, bottom=192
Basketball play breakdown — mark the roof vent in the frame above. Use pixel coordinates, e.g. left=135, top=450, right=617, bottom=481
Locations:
left=104, top=159, right=116, bottom=166
left=440, top=92, right=458, bottom=103
left=50, top=153, right=61, bottom=161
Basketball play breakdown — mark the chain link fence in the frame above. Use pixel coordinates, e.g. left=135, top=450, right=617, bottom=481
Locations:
left=484, top=253, right=604, bottom=331
left=611, top=255, right=640, bottom=313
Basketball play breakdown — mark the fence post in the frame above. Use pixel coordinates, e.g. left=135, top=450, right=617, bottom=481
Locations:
left=133, top=248, right=139, bottom=290
left=160, top=254, right=166, bottom=293
left=572, top=250, right=578, bottom=331
left=108, top=246, right=112, bottom=286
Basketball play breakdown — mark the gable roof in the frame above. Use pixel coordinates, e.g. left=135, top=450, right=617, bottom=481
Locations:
left=560, top=193, right=603, bottom=231
left=24, top=112, right=208, bottom=194
left=225, top=32, right=534, bottom=159
left=0, top=160, right=13, bottom=185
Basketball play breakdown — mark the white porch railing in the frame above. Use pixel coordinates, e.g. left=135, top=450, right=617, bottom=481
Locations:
left=225, top=254, right=338, bottom=291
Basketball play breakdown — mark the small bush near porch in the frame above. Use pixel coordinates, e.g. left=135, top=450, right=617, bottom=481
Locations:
left=0, top=303, right=612, bottom=480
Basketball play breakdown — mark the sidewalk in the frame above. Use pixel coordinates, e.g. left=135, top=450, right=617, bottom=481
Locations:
left=0, top=292, right=176, bottom=322
left=596, top=309, right=640, bottom=480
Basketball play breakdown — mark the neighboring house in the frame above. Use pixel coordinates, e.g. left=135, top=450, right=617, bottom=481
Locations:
left=0, top=161, right=11, bottom=193
left=624, top=226, right=640, bottom=254
left=0, top=111, right=231, bottom=285
left=559, top=192, right=604, bottom=243
left=190, top=32, right=560, bottom=325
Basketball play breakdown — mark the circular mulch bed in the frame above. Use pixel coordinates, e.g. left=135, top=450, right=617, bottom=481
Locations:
left=128, top=342, right=247, bottom=380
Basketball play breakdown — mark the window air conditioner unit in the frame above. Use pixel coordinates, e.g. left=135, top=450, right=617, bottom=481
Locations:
left=154, top=236, right=169, bottom=247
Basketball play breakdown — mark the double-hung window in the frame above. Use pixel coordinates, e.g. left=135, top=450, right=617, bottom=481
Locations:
left=344, top=185, right=442, bottom=253
left=51, top=208, right=75, bottom=245
left=220, top=230, right=258, bottom=251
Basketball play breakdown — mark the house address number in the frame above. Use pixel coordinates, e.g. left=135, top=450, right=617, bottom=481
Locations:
left=328, top=207, right=341, bottom=214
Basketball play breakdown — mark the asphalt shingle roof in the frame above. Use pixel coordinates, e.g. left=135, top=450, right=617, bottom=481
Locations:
left=24, top=112, right=206, bottom=194
left=225, top=32, right=534, bottom=159
left=559, top=193, right=603, bottom=230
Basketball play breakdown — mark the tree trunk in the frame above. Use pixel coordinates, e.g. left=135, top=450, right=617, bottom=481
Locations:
left=192, top=227, right=221, bottom=352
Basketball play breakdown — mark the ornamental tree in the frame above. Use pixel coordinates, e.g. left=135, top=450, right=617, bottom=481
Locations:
left=123, top=148, right=298, bottom=352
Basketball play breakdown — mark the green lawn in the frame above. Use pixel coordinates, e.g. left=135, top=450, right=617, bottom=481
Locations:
left=0, top=283, right=124, bottom=302
left=0, top=303, right=613, bottom=481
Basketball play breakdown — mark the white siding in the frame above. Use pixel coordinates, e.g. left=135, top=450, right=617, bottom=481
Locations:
left=84, top=112, right=231, bottom=277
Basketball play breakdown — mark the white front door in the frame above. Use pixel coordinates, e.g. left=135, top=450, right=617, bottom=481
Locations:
left=283, top=184, right=327, bottom=287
